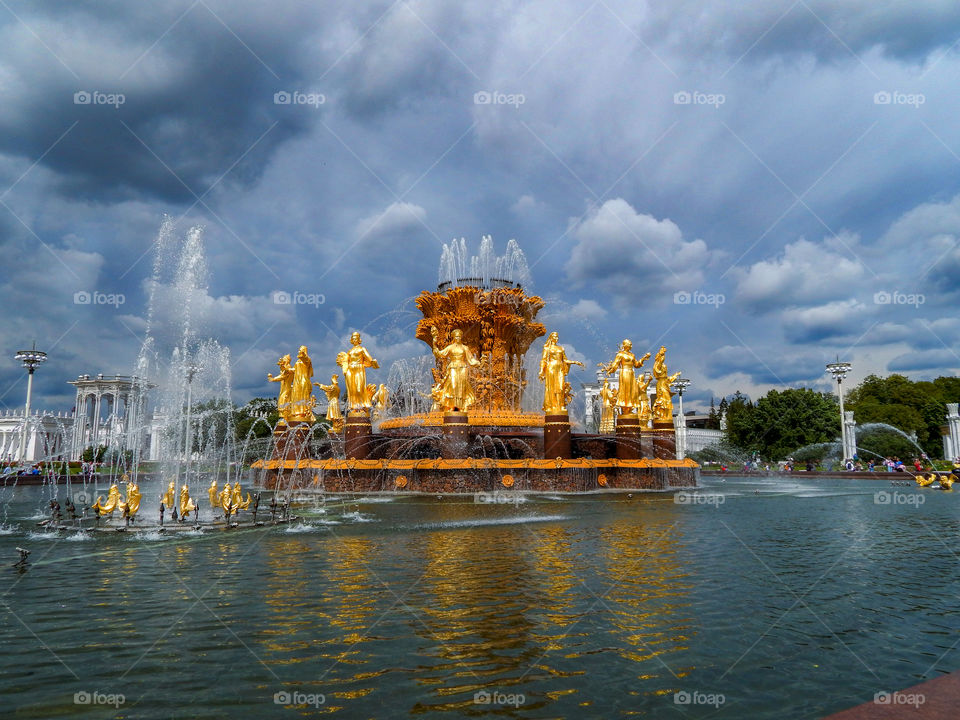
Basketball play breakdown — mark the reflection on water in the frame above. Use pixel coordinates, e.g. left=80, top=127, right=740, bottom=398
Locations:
left=1, top=479, right=959, bottom=718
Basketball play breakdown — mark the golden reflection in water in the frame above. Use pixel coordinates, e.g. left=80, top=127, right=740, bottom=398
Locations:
left=597, top=500, right=696, bottom=708
left=262, top=535, right=382, bottom=708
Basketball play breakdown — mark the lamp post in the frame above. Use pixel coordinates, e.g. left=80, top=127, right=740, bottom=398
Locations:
left=671, top=376, right=691, bottom=460
left=183, top=364, right=201, bottom=488
left=15, top=344, right=47, bottom=463
left=826, top=360, right=852, bottom=462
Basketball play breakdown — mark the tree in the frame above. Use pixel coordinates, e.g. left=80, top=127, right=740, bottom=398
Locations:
left=706, top=398, right=721, bottom=430
left=723, top=388, right=840, bottom=461
left=846, top=374, right=960, bottom=458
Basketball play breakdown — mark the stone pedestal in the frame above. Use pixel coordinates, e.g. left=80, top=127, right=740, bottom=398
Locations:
left=271, top=422, right=312, bottom=460
left=616, top=413, right=642, bottom=460
left=640, top=428, right=654, bottom=459
left=544, top=412, right=572, bottom=459
left=345, top=410, right=373, bottom=459
left=442, top=411, right=469, bottom=458
left=651, top=421, right=676, bottom=460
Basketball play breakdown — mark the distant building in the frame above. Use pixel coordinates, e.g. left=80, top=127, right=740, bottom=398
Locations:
left=0, top=410, right=74, bottom=463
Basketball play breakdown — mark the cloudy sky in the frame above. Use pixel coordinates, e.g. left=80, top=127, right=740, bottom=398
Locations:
left=2, top=0, right=960, bottom=414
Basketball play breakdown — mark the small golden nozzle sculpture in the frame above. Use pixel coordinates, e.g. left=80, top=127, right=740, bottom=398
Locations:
left=160, top=480, right=175, bottom=509
left=651, top=345, right=681, bottom=424
left=118, top=478, right=141, bottom=518
left=92, top=483, right=121, bottom=516
left=431, top=327, right=480, bottom=412
left=179, top=483, right=197, bottom=519
left=338, top=332, right=379, bottom=413
left=539, top=331, right=583, bottom=414
left=208, top=479, right=219, bottom=510
left=603, top=340, right=650, bottom=415
left=218, top=481, right=251, bottom=516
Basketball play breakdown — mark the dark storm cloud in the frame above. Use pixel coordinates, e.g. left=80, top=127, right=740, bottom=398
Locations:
left=0, top=0, right=319, bottom=202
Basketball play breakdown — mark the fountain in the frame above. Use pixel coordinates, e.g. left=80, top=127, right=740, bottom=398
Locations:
left=255, top=238, right=700, bottom=494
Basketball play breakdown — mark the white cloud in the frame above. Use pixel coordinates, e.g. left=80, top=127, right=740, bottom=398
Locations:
left=565, top=198, right=716, bottom=305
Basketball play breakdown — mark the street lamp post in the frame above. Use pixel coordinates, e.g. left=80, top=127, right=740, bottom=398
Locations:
left=15, top=345, right=47, bottom=464
left=826, top=360, right=853, bottom=462
left=671, top=376, right=692, bottom=460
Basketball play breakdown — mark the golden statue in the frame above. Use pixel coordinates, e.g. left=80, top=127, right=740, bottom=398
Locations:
left=161, top=480, right=175, bottom=508
left=92, top=483, right=121, bottom=516
left=431, top=327, right=481, bottom=412
left=179, top=483, right=197, bottom=519
left=118, top=479, right=141, bottom=518
left=231, top=482, right=252, bottom=511
left=288, top=345, right=316, bottom=423
left=651, top=346, right=681, bottom=424
left=338, top=332, right=379, bottom=412
left=218, top=483, right=232, bottom=514
left=539, top=332, right=583, bottom=414
left=314, top=374, right=343, bottom=430
left=603, top=340, right=650, bottom=414
left=599, top=378, right=617, bottom=433
left=267, top=354, right=295, bottom=424
left=373, top=384, right=389, bottom=419
left=637, top=372, right=653, bottom=426
left=208, top=479, right=219, bottom=509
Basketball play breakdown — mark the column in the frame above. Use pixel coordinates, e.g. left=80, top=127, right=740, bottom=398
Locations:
left=946, top=403, right=960, bottom=462
left=92, top=392, right=102, bottom=452
left=843, top=411, right=857, bottom=460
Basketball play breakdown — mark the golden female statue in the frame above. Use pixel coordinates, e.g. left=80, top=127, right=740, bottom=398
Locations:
left=267, top=354, right=294, bottom=424
left=599, top=378, right=617, bottom=433
left=288, top=345, right=316, bottom=423
left=338, top=332, right=379, bottom=412
left=651, top=346, right=682, bottom=423
left=314, top=374, right=343, bottom=429
left=636, top=373, right=653, bottom=426
left=539, top=332, right=583, bottom=413
left=603, top=340, right=650, bottom=414
left=431, top=327, right=481, bottom=412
